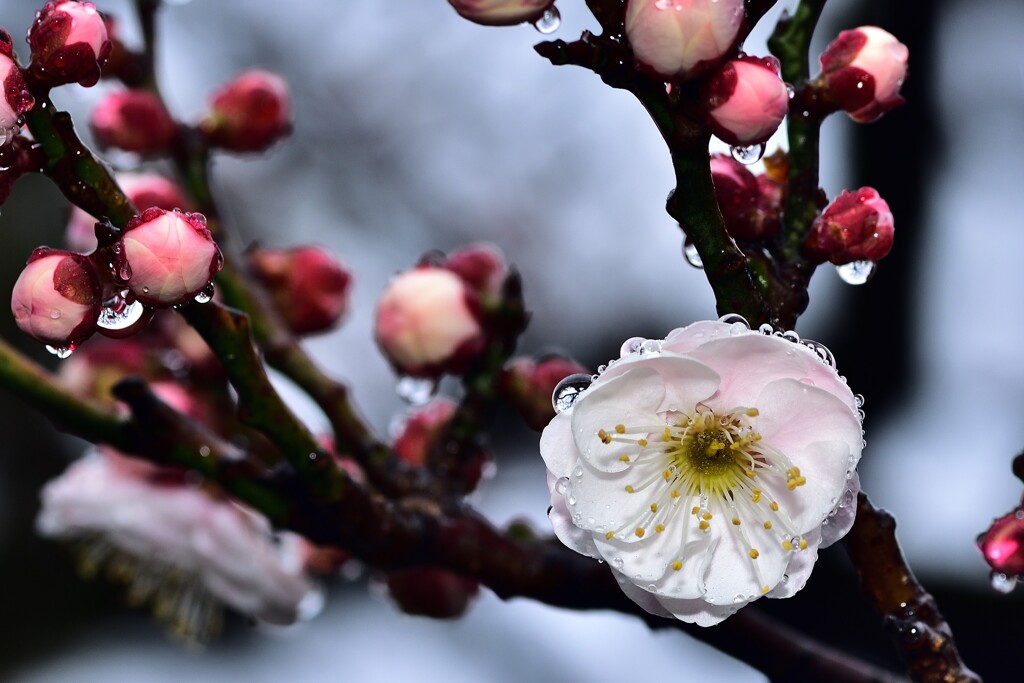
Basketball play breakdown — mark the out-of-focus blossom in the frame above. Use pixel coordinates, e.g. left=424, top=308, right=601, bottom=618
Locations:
left=448, top=0, right=552, bottom=27
left=10, top=247, right=101, bottom=348
left=443, top=243, right=507, bottom=302
left=37, top=448, right=323, bottom=641
left=501, top=355, right=589, bottom=431
left=90, top=89, right=177, bottom=153
left=625, top=0, right=744, bottom=79
left=248, top=246, right=352, bottom=336
left=200, top=70, right=292, bottom=153
left=702, top=56, right=789, bottom=147
left=28, top=1, right=111, bottom=87
left=541, top=320, right=862, bottom=625
left=375, top=266, right=485, bottom=378
left=0, top=33, right=34, bottom=146
left=387, top=568, right=480, bottom=619
left=710, top=154, right=780, bottom=241
left=392, top=397, right=457, bottom=467
left=820, top=26, right=908, bottom=123
left=978, top=507, right=1024, bottom=579
left=117, top=207, right=222, bottom=307
left=805, top=187, right=894, bottom=265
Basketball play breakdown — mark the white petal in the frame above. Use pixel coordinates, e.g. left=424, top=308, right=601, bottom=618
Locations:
left=592, top=506, right=711, bottom=586
left=598, top=352, right=720, bottom=417
left=700, top=500, right=789, bottom=605
left=767, top=527, right=822, bottom=599
left=654, top=593, right=743, bottom=626
left=820, top=472, right=860, bottom=548
left=566, top=461, right=659, bottom=535
left=539, top=412, right=576, bottom=477
left=548, top=479, right=601, bottom=559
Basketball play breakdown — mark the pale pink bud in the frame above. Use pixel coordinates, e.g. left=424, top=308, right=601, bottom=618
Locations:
left=702, top=56, right=789, bottom=146
left=387, top=568, right=479, bottom=619
left=248, top=246, right=352, bottom=336
left=805, top=187, right=894, bottom=264
left=820, top=26, right=908, bottom=123
left=10, top=247, right=101, bottom=347
left=0, top=34, right=33, bottom=145
left=28, top=1, right=111, bottom=87
left=448, top=0, right=552, bottom=27
left=709, top=154, right=780, bottom=241
left=979, top=508, right=1024, bottom=578
left=201, top=70, right=291, bottom=153
left=66, top=173, right=192, bottom=252
left=443, top=243, right=507, bottom=301
left=118, top=207, right=222, bottom=307
left=375, top=267, right=485, bottom=378
left=90, top=89, right=177, bottom=153
left=501, top=355, right=588, bottom=431
left=625, top=0, right=744, bottom=79
left=393, top=398, right=457, bottom=467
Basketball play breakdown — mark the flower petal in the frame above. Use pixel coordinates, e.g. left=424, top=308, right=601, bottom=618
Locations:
left=766, top=526, right=822, bottom=599
left=700, top=499, right=789, bottom=605
left=566, top=460, right=660, bottom=537
left=595, top=354, right=720, bottom=428
left=539, top=412, right=576, bottom=477
left=820, top=472, right=860, bottom=548
left=548, top=472, right=601, bottom=560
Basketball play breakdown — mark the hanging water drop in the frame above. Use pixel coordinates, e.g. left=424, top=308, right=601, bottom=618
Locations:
left=117, top=262, right=133, bottom=283
left=552, top=373, right=593, bottom=413
left=730, top=143, right=766, bottom=165
left=532, top=6, right=560, bottom=34
left=854, top=393, right=865, bottom=409
left=97, top=295, right=145, bottom=332
left=682, top=241, right=703, bottom=269
left=45, top=344, right=74, bottom=359
left=396, top=376, right=435, bottom=405
left=193, top=283, right=215, bottom=304
left=555, top=476, right=569, bottom=495
left=990, top=571, right=1018, bottom=594
left=836, top=260, right=876, bottom=285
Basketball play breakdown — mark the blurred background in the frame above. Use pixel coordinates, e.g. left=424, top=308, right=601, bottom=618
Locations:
left=0, top=0, right=1021, bottom=680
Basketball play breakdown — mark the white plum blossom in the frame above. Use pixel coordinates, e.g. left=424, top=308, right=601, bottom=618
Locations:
left=37, top=448, right=323, bottom=641
left=541, top=319, right=863, bottom=626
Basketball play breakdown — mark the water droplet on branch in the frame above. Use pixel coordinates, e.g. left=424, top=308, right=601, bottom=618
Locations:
left=836, top=260, right=876, bottom=285
left=396, top=376, right=435, bottom=405
left=683, top=242, right=703, bottom=269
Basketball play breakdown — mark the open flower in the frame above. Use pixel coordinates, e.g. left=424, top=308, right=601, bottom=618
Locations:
left=541, top=320, right=862, bottom=625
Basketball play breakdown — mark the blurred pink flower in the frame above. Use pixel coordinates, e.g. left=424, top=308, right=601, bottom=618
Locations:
left=201, top=70, right=292, bottom=153
left=448, top=0, right=553, bottom=27
left=625, top=0, right=744, bottom=79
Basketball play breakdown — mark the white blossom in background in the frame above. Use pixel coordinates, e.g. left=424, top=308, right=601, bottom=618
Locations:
left=541, top=319, right=863, bottom=625
left=37, top=448, right=323, bottom=642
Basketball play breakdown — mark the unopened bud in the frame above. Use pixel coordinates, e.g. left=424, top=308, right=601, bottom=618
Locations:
left=375, top=267, right=484, bottom=378
left=625, top=0, right=744, bottom=79
left=386, top=568, right=479, bottom=619
left=702, top=56, right=789, bottom=146
left=11, top=247, right=101, bottom=347
left=248, top=246, right=352, bottom=336
left=90, top=89, right=177, bottom=153
left=502, top=355, right=588, bottom=431
left=201, top=70, right=291, bottom=153
left=28, top=1, right=111, bottom=87
left=805, top=187, right=894, bottom=265
left=117, top=208, right=222, bottom=307
left=820, top=26, right=908, bottom=123
left=393, top=398, right=457, bottom=467
left=448, top=0, right=552, bottom=27
left=710, top=154, right=780, bottom=241
left=443, top=243, right=507, bottom=302
left=0, top=33, right=33, bottom=145
left=979, top=508, right=1024, bottom=578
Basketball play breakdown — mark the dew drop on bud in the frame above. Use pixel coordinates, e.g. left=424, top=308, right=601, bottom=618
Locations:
left=97, top=297, right=145, bottom=332
left=836, top=260, right=876, bottom=285
left=683, top=241, right=703, bottom=269
left=117, top=263, right=133, bottom=283
left=533, top=6, right=560, bottom=34
left=555, top=476, right=569, bottom=495
left=552, top=373, right=593, bottom=413
left=396, top=376, right=435, bottom=405
left=45, top=345, right=73, bottom=359
left=990, top=571, right=1018, bottom=594
left=193, top=283, right=215, bottom=304
left=730, top=143, right=766, bottom=165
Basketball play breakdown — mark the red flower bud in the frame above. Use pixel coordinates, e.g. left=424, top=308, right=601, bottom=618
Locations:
left=375, top=266, right=485, bottom=378
left=702, top=56, right=789, bottom=147
left=709, top=154, right=780, bottom=241
left=805, top=187, right=894, bottom=265
left=0, top=34, right=33, bottom=145
left=443, top=243, right=507, bottom=301
left=28, top=1, right=111, bottom=87
left=248, top=246, right=352, bottom=336
left=117, top=208, right=222, bottom=307
left=392, top=398, right=457, bottom=467
left=201, top=70, right=291, bottom=153
left=501, top=355, right=588, bottom=431
left=625, top=0, right=745, bottom=79
left=979, top=508, right=1024, bottom=578
left=448, top=0, right=553, bottom=27
left=90, top=89, right=177, bottom=153
left=820, top=26, right=908, bottom=123
left=10, top=247, right=101, bottom=347
left=386, top=568, right=479, bottom=619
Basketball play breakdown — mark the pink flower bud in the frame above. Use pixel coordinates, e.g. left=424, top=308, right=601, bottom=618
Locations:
left=66, top=173, right=192, bottom=252
left=393, top=398, right=457, bottom=467
left=387, top=568, right=479, bottom=619
left=710, top=154, right=780, bottom=241
left=448, top=0, right=553, bottom=27
left=443, top=243, right=507, bottom=301
left=979, top=508, right=1024, bottom=578
left=501, top=355, right=588, bottom=431
left=117, top=208, right=222, bottom=307
left=702, top=56, right=789, bottom=146
left=820, top=26, right=908, bottom=123
left=0, top=34, right=34, bottom=145
left=28, top=1, right=111, bottom=87
left=625, top=0, right=745, bottom=79
left=10, top=247, right=101, bottom=347
left=90, top=89, right=177, bottom=153
left=248, top=246, right=352, bottom=336
left=375, top=267, right=485, bottom=378
left=805, top=187, right=894, bottom=265
left=201, top=70, right=291, bottom=153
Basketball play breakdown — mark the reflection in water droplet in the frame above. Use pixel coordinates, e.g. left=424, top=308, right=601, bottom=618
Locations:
left=97, top=296, right=145, bottom=331
left=990, top=572, right=1017, bottom=594
left=553, top=373, right=593, bottom=413
left=730, top=143, right=766, bottom=165
left=683, top=242, right=703, bottom=269
left=718, top=313, right=749, bottom=328
left=45, top=344, right=74, bottom=359
left=193, top=283, right=215, bottom=304
left=555, top=476, right=569, bottom=495
left=836, top=260, right=876, bottom=285
left=49, top=309, right=61, bottom=319
left=533, top=6, right=561, bottom=34
left=757, top=323, right=774, bottom=335
left=396, top=376, right=435, bottom=405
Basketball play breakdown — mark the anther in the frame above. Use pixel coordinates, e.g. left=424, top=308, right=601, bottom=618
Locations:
left=624, top=485, right=635, bottom=493
left=761, top=585, right=770, bottom=594
left=650, top=503, right=659, bottom=513
left=731, top=517, right=741, bottom=526
left=763, top=521, right=772, bottom=530
left=701, top=512, right=712, bottom=521
left=671, top=561, right=682, bottom=571
left=619, top=455, right=630, bottom=462
left=769, top=501, right=779, bottom=512
left=637, top=438, right=648, bottom=447
left=615, top=424, right=625, bottom=434
left=635, top=527, right=645, bottom=538
left=655, top=524, right=665, bottom=533
left=782, top=540, right=794, bottom=551
left=606, top=531, right=615, bottom=540
left=746, top=408, right=760, bottom=417
left=749, top=549, right=759, bottom=559
left=698, top=520, right=710, bottom=531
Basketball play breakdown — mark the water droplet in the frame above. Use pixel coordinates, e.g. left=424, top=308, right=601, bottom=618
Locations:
left=573, top=465, right=584, bottom=478
left=991, top=572, right=1017, bottom=593
left=781, top=574, right=789, bottom=584
left=198, top=445, right=211, bottom=457
left=790, top=535, right=802, bottom=550
left=97, top=296, right=145, bottom=332
left=799, top=378, right=815, bottom=386
left=836, top=260, right=876, bottom=285
left=640, top=339, right=662, bottom=356
left=555, top=476, right=569, bottom=495
left=568, top=495, right=577, bottom=506
left=730, top=143, right=766, bottom=165
left=785, top=83, right=795, bottom=99
left=48, top=309, right=61, bottom=319
left=757, top=323, right=774, bottom=335
left=683, top=241, right=703, bottom=269
left=532, top=6, right=560, bottom=34
left=613, top=558, right=624, bottom=569
left=396, top=376, right=435, bottom=405
left=854, top=394, right=865, bottom=409
left=552, top=373, right=593, bottom=413
left=117, top=262, right=132, bottom=282
left=193, top=283, right=215, bottom=304
left=728, top=322, right=747, bottom=336
left=718, top=313, right=749, bottom=328
left=654, top=0, right=671, bottom=9
left=45, top=344, right=73, bottom=359
left=622, top=336, right=646, bottom=356
left=733, top=593, right=746, bottom=603
left=142, top=286, right=150, bottom=294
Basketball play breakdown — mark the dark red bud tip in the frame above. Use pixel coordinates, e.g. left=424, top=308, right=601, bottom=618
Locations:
left=386, top=568, right=479, bottom=619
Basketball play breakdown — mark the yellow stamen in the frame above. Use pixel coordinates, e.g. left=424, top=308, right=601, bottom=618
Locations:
left=655, top=524, right=665, bottom=533
left=615, top=424, right=625, bottom=434
left=731, top=517, right=741, bottom=526
left=770, top=501, right=779, bottom=512
left=698, top=520, right=710, bottom=531
left=635, top=527, right=645, bottom=538
left=637, top=438, right=648, bottom=447
left=749, top=549, right=760, bottom=559
left=606, top=531, right=615, bottom=540
left=671, top=561, right=682, bottom=571
left=624, top=485, right=635, bottom=493
left=650, top=503, right=659, bottom=513
left=763, top=521, right=772, bottom=530
left=782, top=540, right=794, bottom=551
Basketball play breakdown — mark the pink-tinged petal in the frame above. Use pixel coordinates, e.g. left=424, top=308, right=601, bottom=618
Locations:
left=686, top=334, right=814, bottom=407
left=539, top=411, right=575, bottom=477
left=625, top=0, right=744, bottom=79
left=766, top=527, right=822, bottom=599
left=662, top=320, right=732, bottom=354
left=448, top=0, right=552, bottom=26
left=596, top=353, right=720, bottom=418
left=819, top=473, right=860, bottom=548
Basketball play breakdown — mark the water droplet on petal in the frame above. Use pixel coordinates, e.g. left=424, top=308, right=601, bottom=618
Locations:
left=552, top=373, right=593, bottom=413
left=613, top=558, right=624, bottom=569
left=555, top=476, right=569, bottom=495
left=573, top=465, right=584, bottom=478
left=730, top=143, right=766, bottom=165
left=718, top=313, right=749, bottom=328
left=193, top=283, right=215, bottom=304
left=640, top=340, right=662, bottom=355
left=118, top=263, right=133, bottom=282
left=854, top=394, right=865, bottom=408
left=836, top=260, right=876, bottom=285
left=396, top=376, right=435, bottom=405
left=49, top=309, right=61, bottom=319
left=683, top=241, right=703, bottom=269
left=733, top=593, right=746, bottom=603
left=757, top=323, right=774, bottom=335
left=568, top=495, right=577, bottom=506
left=990, top=571, right=1018, bottom=594
left=622, top=336, right=646, bottom=356
left=532, top=6, right=560, bottom=34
